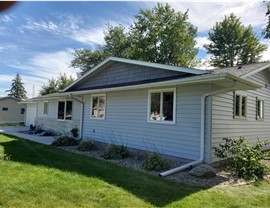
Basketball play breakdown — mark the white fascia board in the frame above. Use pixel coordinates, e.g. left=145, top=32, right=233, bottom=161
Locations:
left=63, top=57, right=209, bottom=92
left=241, top=62, right=270, bottom=79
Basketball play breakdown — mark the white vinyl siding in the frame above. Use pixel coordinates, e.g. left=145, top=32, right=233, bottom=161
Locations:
left=82, top=84, right=211, bottom=161
left=211, top=69, right=270, bottom=162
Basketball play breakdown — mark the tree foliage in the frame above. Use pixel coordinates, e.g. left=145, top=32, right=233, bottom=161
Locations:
left=39, top=73, right=75, bottom=96
left=129, top=3, right=198, bottom=67
left=205, top=13, right=267, bottom=68
left=5, top=73, right=27, bottom=100
left=264, top=2, right=270, bottom=39
left=71, top=3, right=198, bottom=75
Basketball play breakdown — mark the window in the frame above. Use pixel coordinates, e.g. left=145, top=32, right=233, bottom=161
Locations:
left=21, top=108, right=25, bottom=114
left=2, top=107, right=8, bottom=111
left=57, top=101, right=72, bottom=120
left=43, top=102, right=48, bottom=115
left=234, top=94, right=247, bottom=118
left=256, top=98, right=264, bottom=120
left=148, top=89, right=176, bottom=123
left=91, top=94, right=106, bottom=119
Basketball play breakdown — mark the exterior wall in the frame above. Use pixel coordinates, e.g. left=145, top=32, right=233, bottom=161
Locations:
left=211, top=69, right=270, bottom=162
left=81, top=84, right=212, bottom=161
left=25, top=102, right=37, bottom=126
left=70, top=62, right=185, bottom=91
left=35, top=99, right=81, bottom=135
left=0, top=98, right=25, bottom=123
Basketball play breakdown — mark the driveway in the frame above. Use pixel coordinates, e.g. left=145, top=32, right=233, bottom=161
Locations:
left=0, top=126, right=55, bottom=145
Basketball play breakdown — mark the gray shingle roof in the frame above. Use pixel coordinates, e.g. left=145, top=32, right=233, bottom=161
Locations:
left=210, top=62, right=270, bottom=78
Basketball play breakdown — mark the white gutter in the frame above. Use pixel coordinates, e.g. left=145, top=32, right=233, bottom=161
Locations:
left=159, top=81, right=239, bottom=177
left=69, top=93, right=84, bottom=139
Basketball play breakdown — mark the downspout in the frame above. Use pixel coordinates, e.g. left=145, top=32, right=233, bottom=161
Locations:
left=69, top=93, right=84, bottom=139
left=159, top=81, right=238, bottom=177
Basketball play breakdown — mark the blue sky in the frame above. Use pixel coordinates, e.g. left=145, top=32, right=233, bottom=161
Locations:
left=0, top=1, right=269, bottom=98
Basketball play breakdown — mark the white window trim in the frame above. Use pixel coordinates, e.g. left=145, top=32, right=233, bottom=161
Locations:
left=234, top=94, right=247, bottom=119
left=256, top=98, right=264, bottom=120
left=57, top=100, right=73, bottom=121
left=147, top=88, right=176, bottom=124
left=43, top=101, right=48, bottom=116
left=90, top=94, right=106, bottom=120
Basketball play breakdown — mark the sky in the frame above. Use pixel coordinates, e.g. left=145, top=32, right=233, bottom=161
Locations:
left=0, top=1, right=269, bottom=98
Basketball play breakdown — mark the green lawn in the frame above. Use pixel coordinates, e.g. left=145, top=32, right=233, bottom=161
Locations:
left=0, top=133, right=270, bottom=208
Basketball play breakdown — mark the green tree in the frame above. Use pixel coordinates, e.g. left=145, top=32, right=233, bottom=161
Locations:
left=129, top=3, right=198, bottom=67
left=39, top=73, right=75, bottom=96
left=104, top=24, right=131, bottom=58
left=5, top=73, right=27, bottom=100
left=264, top=2, right=270, bottom=39
left=71, top=3, right=198, bottom=74
left=71, top=48, right=107, bottom=75
left=205, top=13, right=267, bottom=68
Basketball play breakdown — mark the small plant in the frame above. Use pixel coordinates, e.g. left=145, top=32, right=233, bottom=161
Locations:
left=102, top=144, right=129, bottom=159
left=213, top=137, right=270, bottom=180
left=0, top=154, right=10, bottom=161
left=71, top=127, right=78, bottom=137
left=52, top=136, right=79, bottom=146
left=142, top=153, right=170, bottom=171
left=77, top=140, right=97, bottom=151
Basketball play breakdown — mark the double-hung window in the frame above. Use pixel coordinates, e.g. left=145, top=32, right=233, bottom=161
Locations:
left=91, top=94, right=106, bottom=119
left=256, top=98, right=264, bottom=120
left=148, top=88, right=176, bottom=124
left=234, top=94, right=247, bottom=118
left=43, top=102, right=48, bottom=115
left=57, top=100, right=72, bottom=120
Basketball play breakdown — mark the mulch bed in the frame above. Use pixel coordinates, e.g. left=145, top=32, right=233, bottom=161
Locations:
left=59, top=143, right=270, bottom=188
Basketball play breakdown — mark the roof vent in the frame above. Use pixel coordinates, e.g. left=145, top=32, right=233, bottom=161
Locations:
left=237, top=65, right=242, bottom=69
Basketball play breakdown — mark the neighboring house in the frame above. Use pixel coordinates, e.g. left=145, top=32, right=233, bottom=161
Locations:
left=30, top=57, right=270, bottom=169
left=0, top=97, right=26, bottom=124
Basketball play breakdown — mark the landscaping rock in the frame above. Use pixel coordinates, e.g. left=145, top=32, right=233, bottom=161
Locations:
left=189, top=164, right=216, bottom=178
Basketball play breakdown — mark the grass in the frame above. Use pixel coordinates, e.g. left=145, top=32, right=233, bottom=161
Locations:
left=0, top=133, right=270, bottom=207
left=0, top=122, right=24, bottom=126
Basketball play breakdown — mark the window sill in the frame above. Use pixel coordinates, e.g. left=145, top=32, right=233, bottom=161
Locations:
left=147, top=120, right=176, bottom=125
left=233, top=116, right=247, bottom=120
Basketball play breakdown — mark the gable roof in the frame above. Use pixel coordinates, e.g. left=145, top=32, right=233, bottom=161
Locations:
left=0, top=97, right=21, bottom=102
left=63, top=57, right=209, bottom=92
left=211, top=62, right=270, bottom=78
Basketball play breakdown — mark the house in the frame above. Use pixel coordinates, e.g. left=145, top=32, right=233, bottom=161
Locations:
left=30, top=57, right=270, bottom=174
left=0, top=97, right=26, bottom=124
left=19, top=100, right=37, bottom=127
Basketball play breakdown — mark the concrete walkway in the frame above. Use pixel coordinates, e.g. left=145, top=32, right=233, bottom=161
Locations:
left=0, top=126, right=55, bottom=145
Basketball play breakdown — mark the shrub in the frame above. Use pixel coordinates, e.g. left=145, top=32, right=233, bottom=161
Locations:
left=52, top=136, right=79, bottom=146
left=213, top=137, right=270, bottom=180
left=102, top=144, right=129, bottom=159
left=142, top=153, right=170, bottom=171
left=0, top=154, right=10, bottom=161
left=77, top=140, right=97, bottom=151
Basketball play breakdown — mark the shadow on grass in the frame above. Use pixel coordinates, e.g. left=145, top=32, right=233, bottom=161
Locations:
left=0, top=133, right=203, bottom=207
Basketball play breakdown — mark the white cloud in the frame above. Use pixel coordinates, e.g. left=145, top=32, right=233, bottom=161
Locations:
left=0, top=43, right=17, bottom=53
left=70, top=27, right=105, bottom=45
left=195, top=36, right=211, bottom=50
left=7, top=50, right=80, bottom=98
left=164, top=2, right=266, bottom=32
left=0, top=14, right=15, bottom=23
left=260, top=40, right=270, bottom=62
